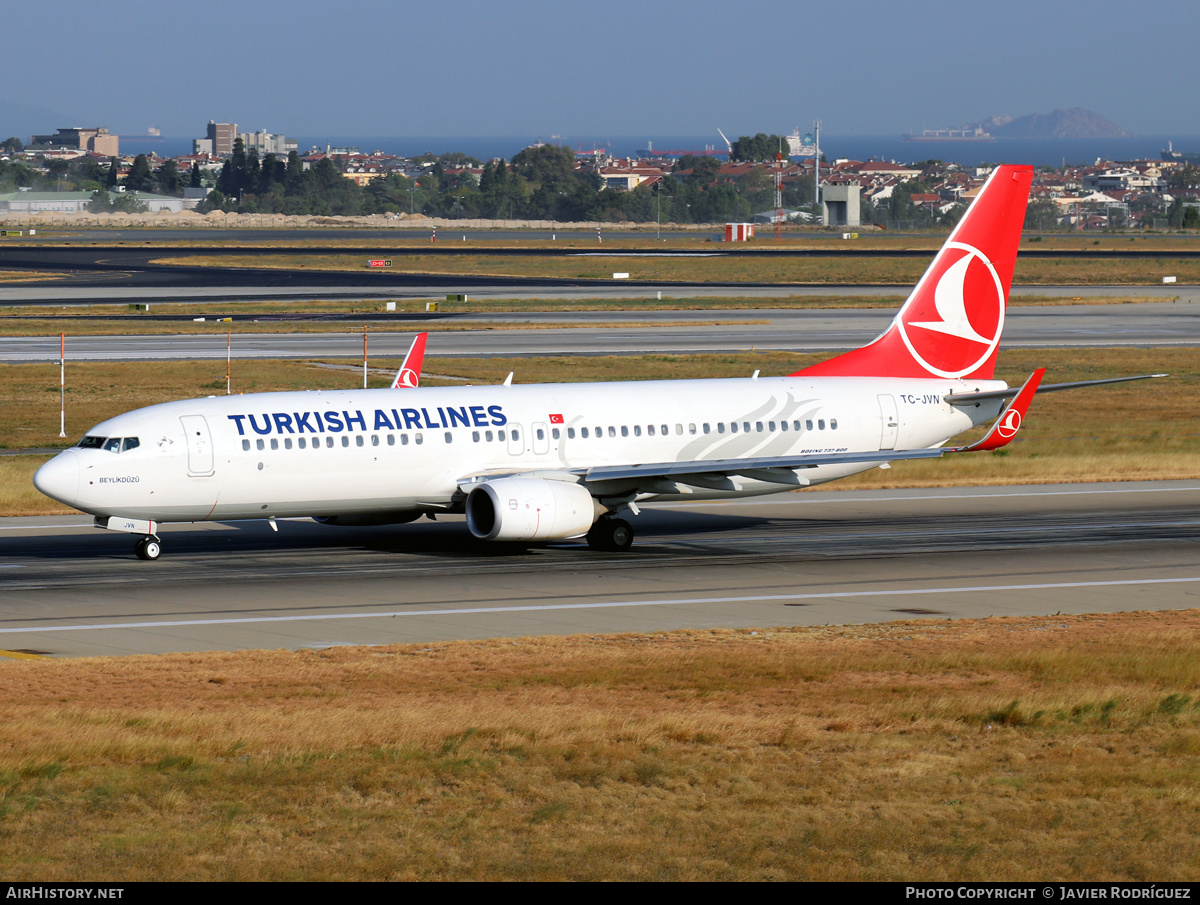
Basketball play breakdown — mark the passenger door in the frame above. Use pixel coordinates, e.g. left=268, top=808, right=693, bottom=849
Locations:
left=876, top=395, right=899, bottom=450
left=179, top=415, right=214, bottom=476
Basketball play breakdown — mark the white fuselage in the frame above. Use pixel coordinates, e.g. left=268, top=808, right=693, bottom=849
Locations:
left=35, top=375, right=1004, bottom=524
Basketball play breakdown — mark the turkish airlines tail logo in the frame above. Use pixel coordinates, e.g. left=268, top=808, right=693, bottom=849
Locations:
left=794, top=165, right=1033, bottom=380
left=908, top=251, right=995, bottom=344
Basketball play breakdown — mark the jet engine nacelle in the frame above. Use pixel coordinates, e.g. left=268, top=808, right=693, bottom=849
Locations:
left=465, top=478, right=597, bottom=542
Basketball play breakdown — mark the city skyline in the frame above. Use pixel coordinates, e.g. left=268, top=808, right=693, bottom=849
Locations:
left=1, top=0, right=1197, bottom=141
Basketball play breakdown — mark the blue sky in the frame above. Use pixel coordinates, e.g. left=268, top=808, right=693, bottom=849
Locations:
left=2, top=0, right=1197, bottom=140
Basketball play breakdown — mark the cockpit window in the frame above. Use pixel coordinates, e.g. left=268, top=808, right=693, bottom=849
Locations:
left=79, top=436, right=140, bottom=453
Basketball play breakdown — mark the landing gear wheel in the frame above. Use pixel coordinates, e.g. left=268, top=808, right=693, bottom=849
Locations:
left=135, top=537, right=161, bottom=561
left=586, top=517, right=634, bottom=552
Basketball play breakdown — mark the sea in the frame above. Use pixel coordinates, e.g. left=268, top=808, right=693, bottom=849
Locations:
left=130, top=134, right=1200, bottom=168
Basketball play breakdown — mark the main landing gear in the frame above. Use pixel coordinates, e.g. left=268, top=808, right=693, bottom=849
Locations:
left=586, top=516, right=634, bottom=552
left=134, top=536, right=162, bottom=561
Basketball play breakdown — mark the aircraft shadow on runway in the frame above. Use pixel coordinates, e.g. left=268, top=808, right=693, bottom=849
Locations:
left=2, top=508, right=779, bottom=566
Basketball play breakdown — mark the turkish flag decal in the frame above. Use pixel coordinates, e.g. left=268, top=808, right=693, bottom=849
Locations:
left=549, top=413, right=564, bottom=424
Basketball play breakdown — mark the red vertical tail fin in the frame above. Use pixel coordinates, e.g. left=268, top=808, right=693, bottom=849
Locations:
left=795, top=164, right=1033, bottom=380
left=391, top=332, right=428, bottom=389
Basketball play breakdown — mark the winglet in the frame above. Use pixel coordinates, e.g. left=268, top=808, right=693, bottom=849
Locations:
left=390, top=332, right=428, bottom=389
left=952, top=368, right=1045, bottom=453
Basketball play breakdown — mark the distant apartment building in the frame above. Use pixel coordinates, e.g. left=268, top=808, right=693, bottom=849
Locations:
left=1082, top=168, right=1161, bottom=192
left=197, top=121, right=237, bottom=157
left=29, top=127, right=119, bottom=156
left=238, top=130, right=297, bottom=157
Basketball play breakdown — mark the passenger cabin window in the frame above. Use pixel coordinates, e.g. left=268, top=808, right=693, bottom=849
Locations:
left=444, top=432, right=452, bottom=443
left=298, top=437, right=307, bottom=449
left=568, top=428, right=576, bottom=439
left=387, top=434, right=396, bottom=446
left=326, top=437, right=334, bottom=448
left=242, top=439, right=251, bottom=451
left=257, top=439, right=265, bottom=451
left=552, top=428, right=560, bottom=440
left=341, top=436, right=349, bottom=448
left=818, top=419, right=826, bottom=430
left=831, top=419, right=838, bottom=430
left=284, top=438, right=292, bottom=450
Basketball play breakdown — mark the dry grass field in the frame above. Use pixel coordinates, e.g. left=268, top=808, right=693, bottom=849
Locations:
left=3, top=347, right=1195, bottom=516
left=2, top=611, right=1200, bottom=880
left=154, top=251, right=1200, bottom=285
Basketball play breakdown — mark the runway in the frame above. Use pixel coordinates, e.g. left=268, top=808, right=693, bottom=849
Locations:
left=3, top=302, right=1198, bottom=362
left=1, top=480, right=1198, bottom=658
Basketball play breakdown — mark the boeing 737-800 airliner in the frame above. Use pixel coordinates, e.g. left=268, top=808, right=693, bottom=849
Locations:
left=32, top=165, right=1159, bottom=560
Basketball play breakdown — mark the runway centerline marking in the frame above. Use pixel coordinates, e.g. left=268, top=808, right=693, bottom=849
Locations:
left=2, top=576, right=1198, bottom=635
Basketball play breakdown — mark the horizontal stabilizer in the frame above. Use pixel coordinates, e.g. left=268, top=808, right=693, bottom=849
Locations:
left=946, top=373, right=1167, bottom=405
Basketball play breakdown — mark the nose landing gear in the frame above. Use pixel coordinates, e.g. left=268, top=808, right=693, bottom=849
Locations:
left=135, top=537, right=162, bottom=561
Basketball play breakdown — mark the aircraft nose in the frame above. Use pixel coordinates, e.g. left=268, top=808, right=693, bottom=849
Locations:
left=33, top=450, right=80, bottom=506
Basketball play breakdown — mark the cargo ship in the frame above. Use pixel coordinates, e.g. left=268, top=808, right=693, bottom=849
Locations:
left=902, top=127, right=994, bottom=142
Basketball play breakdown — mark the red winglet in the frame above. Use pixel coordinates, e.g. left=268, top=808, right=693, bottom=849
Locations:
left=391, top=332, right=428, bottom=389
left=953, top=368, right=1045, bottom=453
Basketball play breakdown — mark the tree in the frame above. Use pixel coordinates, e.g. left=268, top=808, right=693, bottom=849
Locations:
left=154, top=159, right=182, bottom=195
left=1023, top=197, right=1062, bottom=231
left=105, top=157, right=120, bottom=189
left=125, top=155, right=154, bottom=193
left=729, top=133, right=789, bottom=162
left=1, top=137, right=22, bottom=154
left=675, top=154, right=721, bottom=184
left=218, top=138, right=247, bottom=198
left=189, top=163, right=203, bottom=188
left=510, top=145, right=575, bottom=191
